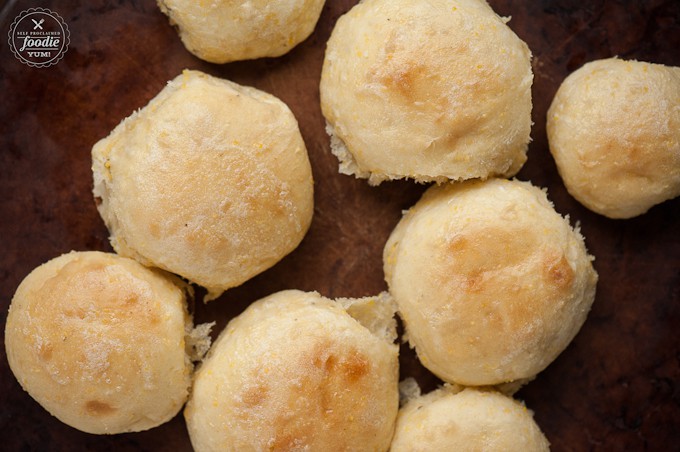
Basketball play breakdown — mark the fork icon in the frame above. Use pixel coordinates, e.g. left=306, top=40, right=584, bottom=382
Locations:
left=32, top=18, right=44, bottom=30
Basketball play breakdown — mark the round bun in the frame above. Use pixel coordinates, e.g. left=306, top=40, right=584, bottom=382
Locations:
left=547, top=58, right=680, bottom=219
left=4, top=251, right=192, bottom=434
left=384, top=179, right=598, bottom=386
left=391, top=388, right=549, bottom=452
left=185, top=290, right=399, bottom=452
left=92, top=70, right=314, bottom=299
left=158, top=0, right=326, bottom=63
left=320, top=0, right=533, bottom=184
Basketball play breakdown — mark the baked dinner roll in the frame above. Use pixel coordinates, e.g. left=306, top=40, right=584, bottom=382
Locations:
left=158, top=0, right=326, bottom=63
left=384, top=179, right=598, bottom=386
left=547, top=58, right=680, bottom=218
left=391, top=387, right=549, bottom=452
left=320, top=0, right=533, bottom=184
left=185, top=290, right=399, bottom=452
left=92, top=70, right=314, bottom=299
left=4, top=251, right=199, bottom=434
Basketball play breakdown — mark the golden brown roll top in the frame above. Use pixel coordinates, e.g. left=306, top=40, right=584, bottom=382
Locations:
left=158, top=0, right=326, bottom=63
left=384, top=179, right=598, bottom=387
left=92, top=70, right=314, bottom=299
left=185, top=290, right=399, bottom=452
left=391, top=387, right=550, bottom=452
left=321, top=0, right=533, bottom=184
left=5, top=251, right=197, bottom=434
left=547, top=58, right=680, bottom=219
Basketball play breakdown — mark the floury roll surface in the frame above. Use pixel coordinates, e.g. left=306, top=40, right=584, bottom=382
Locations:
left=547, top=58, right=680, bottom=219
left=320, top=0, right=533, bottom=184
left=384, top=179, right=598, bottom=387
left=391, top=387, right=549, bottom=452
left=185, top=290, right=399, bottom=452
left=92, top=70, right=314, bottom=300
left=4, top=251, right=200, bottom=434
left=158, top=0, right=326, bottom=63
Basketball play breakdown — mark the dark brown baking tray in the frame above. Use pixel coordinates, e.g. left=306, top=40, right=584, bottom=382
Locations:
left=1, top=1, right=679, bottom=450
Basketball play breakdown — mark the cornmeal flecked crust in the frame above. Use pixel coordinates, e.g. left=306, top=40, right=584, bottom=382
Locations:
left=384, top=179, right=598, bottom=386
left=320, top=0, right=533, bottom=184
left=92, top=70, right=314, bottom=299
left=547, top=58, right=680, bottom=219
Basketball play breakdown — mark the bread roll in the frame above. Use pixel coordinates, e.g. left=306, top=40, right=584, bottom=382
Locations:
left=185, top=290, right=399, bottom=452
left=320, top=0, right=533, bottom=184
left=384, top=179, right=598, bottom=386
left=92, top=70, right=314, bottom=299
left=4, top=251, right=196, bottom=434
left=391, top=387, right=550, bottom=452
left=547, top=58, right=680, bottom=218
left=158, top=0, right=326, bottom=63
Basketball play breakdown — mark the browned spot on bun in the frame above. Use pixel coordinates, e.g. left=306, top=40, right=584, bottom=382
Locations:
left=313, top=349, right=337, bottom=372
left=37, top=342, right=53, bottom=361
left=270, top=431, right=301, bottom=452
left=544, top=252, right=574, bottom=289
left=447, top=235, right=468, bottom=252
left=342, top=349, right=370, bottom=383
left=242, top=383, right=269, bottom=408
left=380, top=62, right=428, bottom=100
left=148, top=222, right=161, bottom=239
left=63, top=306, right=86, bottom=320
left=124, top=293, right=138, bottom=305
left=441, top=227, right=539, bottom=295
left=462, top=270, right=485, bottom=293
left=312, top=342, right=369, bottom=384
left=260, top=343, right=372, bottom=450
left=85, top=400, right=116, bottom=415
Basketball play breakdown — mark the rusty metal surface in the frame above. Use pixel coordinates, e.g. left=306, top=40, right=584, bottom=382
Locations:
left=1, top=1, right=678, bottom=450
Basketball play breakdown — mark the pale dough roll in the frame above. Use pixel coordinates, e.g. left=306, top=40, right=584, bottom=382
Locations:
left=158, top=0, right=326, bottom=63
left=92, top=70, right=314, bottom=299
left=384, top=179, right=598, bottom=386
left=547, top=58, right=680, bottom=218
left=391, top=387, right=550, bottom=452
left=320, top=0, right=533, bottom=184
left=4, top=251, right=194, bottom=434
left=184, top=290, right=399, bottom=452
